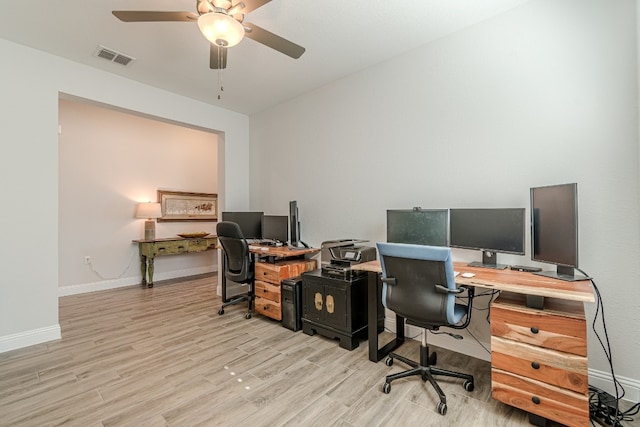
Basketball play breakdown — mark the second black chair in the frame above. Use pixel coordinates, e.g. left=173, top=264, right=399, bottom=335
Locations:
left=376, top=242, right=475, bottom=416
left=216, top=221, right=255, bottom=319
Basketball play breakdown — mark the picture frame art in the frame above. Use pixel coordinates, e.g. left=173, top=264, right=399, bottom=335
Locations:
left=157, top=190, right=218, bottom=222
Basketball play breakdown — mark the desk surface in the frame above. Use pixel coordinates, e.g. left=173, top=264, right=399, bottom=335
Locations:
left=248, top=244, right=320, bottom=258
left=352, top=260, right=595, bottom=303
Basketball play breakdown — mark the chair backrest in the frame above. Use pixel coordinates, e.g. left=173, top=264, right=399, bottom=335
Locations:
left=376, top=242, right=459, bottom=328
left=217, top=221, right=254, bottom=284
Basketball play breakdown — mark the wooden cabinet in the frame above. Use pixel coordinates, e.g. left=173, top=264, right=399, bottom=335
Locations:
left=254, top=259, right=317, bottom=321
left=490, top=293, right=589, bottom=427
left=301, top=270, right=369, bottom=350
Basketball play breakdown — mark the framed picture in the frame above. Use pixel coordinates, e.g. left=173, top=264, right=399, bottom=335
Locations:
left=157, top=190, right=218, bottom=222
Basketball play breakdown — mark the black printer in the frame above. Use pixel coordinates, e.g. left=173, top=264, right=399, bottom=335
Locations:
left=320, top=239, right=376, bottom=279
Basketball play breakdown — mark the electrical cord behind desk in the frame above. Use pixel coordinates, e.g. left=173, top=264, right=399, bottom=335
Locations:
left=578, top=268, right=639, bottom=427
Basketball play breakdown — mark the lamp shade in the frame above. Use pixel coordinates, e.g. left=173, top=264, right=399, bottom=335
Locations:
left=136, top=202, right=162, bottom=220
left=197, top=12, right=244, bottom=47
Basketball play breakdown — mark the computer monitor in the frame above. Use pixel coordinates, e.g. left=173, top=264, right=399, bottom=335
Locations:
left=221, top=211, right=263, bottom=239
left=262, top=215, right=289, bottom=244
left=531, top=183, right=588, bottom=281
left=289, top=201, right=300, bottom=246
left=449, top=208, right=526, bottom=269
left=386, top=208, right=449, bottom=246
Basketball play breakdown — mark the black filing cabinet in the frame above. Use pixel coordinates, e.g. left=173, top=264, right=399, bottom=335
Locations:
left=301, top=270, right=369, bottom=350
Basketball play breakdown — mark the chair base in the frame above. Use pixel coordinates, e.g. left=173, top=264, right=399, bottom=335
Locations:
left=218, top=289, right=254, bottom=319
left=382, top=345, right=474, bottom=416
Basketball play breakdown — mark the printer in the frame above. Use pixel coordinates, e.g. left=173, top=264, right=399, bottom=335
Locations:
left=320, top=239, right=376, bottom=279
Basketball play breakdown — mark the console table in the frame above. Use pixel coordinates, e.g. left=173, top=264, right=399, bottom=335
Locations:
left=132, top=236, right=218, bottom=287
left=352, top=260, right=594, bottom=427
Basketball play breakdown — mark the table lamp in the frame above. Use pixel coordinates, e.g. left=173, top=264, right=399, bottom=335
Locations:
left=136, top=202, right=162, bottom=240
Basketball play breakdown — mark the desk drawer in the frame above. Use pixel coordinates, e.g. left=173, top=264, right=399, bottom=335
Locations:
left=255, top=296, right=281, bottom=320
left=154, top=241, right=187, bottom=255
left=491, top=336, right=588, bottom=394
left=492, top=368, right=589, bottom=427
left=255, top=280, right=281, bottom=303
left=255, top=259, right=317, bottom=284
left=491, top=294, right=586, bottom=356
left=187, top=238, right=210, bottom=252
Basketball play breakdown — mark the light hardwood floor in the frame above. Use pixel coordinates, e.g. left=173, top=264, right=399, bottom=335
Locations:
left=0, top=274, right=636, bottom=427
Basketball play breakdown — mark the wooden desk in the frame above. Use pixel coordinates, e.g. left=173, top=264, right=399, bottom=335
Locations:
left=221, top=244, right=320, bottom=310
left=248, top=244, right=320, bottom=260
left=352, top=260, right=595, bottom=427
left=132, top=236, right=218, bottom=288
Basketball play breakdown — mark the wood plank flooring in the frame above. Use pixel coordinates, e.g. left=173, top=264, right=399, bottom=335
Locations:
left=0, top=274, right=636, bottom=426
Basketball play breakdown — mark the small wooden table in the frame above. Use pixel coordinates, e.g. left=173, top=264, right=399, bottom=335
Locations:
left=132, top=236, right=218, bottom=287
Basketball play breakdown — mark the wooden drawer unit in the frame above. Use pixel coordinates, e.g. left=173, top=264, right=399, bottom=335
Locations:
left=254, top=259, right=317, bottom=321
left=490, top=294, right=588, bottom=427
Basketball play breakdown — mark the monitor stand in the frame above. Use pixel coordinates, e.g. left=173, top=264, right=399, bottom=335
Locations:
left=533, top=265, right=591, bottom=282
left=468, top=250, right=507, bottom=270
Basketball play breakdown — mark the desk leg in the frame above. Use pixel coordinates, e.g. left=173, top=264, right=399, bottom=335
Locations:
left=367, top=270, right=405, bottom=362
left=147, top=257, right=155, bottom=288
left=140, top=255, right=148, bottom=287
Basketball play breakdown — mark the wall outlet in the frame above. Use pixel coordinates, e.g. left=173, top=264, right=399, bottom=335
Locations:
left=84, top=256, right=91, bottom=264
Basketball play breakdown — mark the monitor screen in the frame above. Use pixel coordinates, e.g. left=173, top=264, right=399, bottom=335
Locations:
left=531, top=183, right=583, bottom=280
left=386, top=209, right=449, bottom=246
left=221, top=211, right=263, bottom=239
left=262, top=215, right=289, bottom=243
left=450, top=208, right=526, bottom=268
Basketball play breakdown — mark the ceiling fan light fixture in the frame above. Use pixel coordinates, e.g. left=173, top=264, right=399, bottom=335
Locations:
left=197, top=12, right=244, bottom=47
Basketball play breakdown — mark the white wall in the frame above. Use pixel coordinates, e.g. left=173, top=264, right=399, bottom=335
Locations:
left=58, top=99, right=218, bottom=295
left=250, top=0, right=640, bottom=398
left=0, top=38, right=250, bottom=352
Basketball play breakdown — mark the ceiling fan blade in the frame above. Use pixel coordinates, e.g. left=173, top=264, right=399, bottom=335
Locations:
left=210, top=45, right=228, bottom=69
left=244, top=23, right=305, bottom=59
left=241, top=0, right=272, bottom=14
left=112, top=11, right=198, bottom=22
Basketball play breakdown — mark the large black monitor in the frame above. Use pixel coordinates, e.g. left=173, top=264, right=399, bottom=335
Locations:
left=450, top=208, right=526, bottom=269
left=289, top=201, right=300, bottom=246
left=221, top=211, right=263, bottom=239
left=386, top=208, right=449, bottom=246
left=262, top=215, right=289, bottom=244
left=531, top=183, right=589, bottom=281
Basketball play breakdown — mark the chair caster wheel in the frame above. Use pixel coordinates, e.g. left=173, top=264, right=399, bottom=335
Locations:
left=245, top=313, right=252, bottom=319
left=385, top=356, right=394, bottom=367
left=218, top=308, right=224, bottom=315
left=437, top=401, right=447, bottom=415
left=464, top=380, right=474, bottom=392
left=382, top=382, right=391, bottom=394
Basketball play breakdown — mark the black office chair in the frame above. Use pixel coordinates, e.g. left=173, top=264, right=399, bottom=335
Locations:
left=216, top=221, right=255, bottom=319
left=376, top=242, right=475, bottom=416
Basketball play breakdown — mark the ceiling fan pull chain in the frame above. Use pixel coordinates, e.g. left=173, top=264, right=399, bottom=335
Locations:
left=217, top=47, right=224, bottom=100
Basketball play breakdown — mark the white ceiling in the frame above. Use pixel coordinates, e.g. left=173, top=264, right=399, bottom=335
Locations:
left=0, top=0, right=531, bottom=115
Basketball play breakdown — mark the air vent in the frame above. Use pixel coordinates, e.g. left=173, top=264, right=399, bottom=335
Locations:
left=93, top=45, right=135, bottom=66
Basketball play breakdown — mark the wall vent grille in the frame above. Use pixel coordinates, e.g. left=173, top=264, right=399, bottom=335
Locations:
left=93, top=45, right=135, bottom=66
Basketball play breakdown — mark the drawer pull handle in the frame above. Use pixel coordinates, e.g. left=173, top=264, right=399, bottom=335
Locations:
left=530, top=327, right=539, bottom=334
left=532, top=396, right=541, bottom=405
left=531, top=361, right=540, bottom=370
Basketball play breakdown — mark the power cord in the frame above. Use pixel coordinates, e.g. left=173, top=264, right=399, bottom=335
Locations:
left=578, top=267, right=639, bottom=426
left=86, top=246, right=138, bottom=281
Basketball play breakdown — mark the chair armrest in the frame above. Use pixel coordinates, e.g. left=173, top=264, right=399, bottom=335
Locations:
left=435, top=284, right=465, bottom=294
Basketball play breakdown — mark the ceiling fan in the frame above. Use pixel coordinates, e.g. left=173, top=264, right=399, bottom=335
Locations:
left=112, top=0, right=305, bottom=70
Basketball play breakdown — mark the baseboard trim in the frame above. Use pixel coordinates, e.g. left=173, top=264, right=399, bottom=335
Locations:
left=0, top=324, right=61, bottom=353
left=59, top=266, right=217, bottom=296
left=589, top=367, right=640, bottom=404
